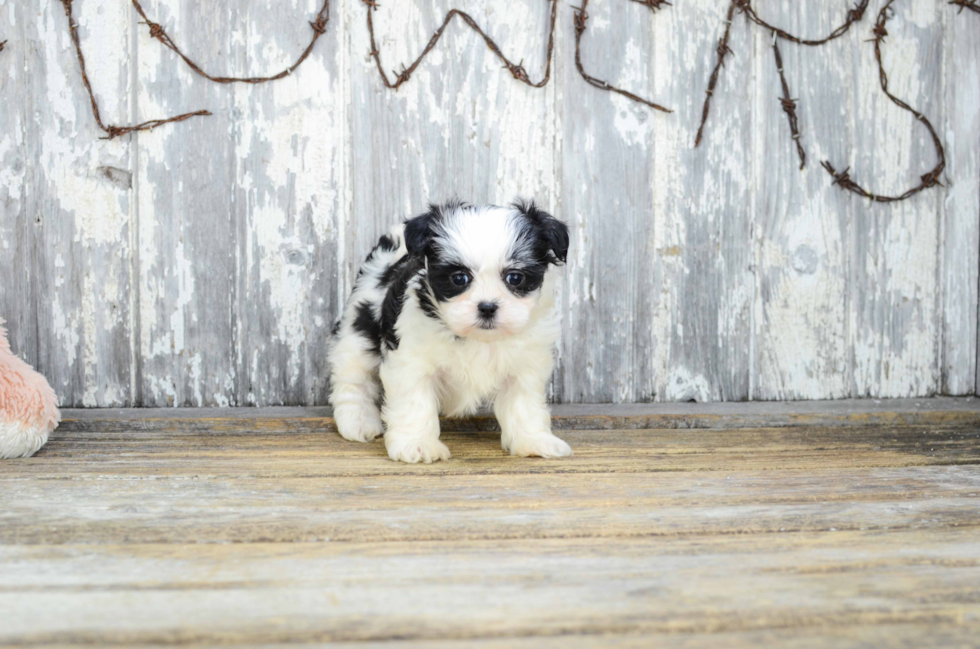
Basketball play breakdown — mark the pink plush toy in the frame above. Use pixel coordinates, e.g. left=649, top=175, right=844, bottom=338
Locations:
left=0, top=318, right=60, bottom=458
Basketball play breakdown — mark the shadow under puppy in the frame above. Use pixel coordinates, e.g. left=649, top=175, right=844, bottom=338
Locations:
left=328, top=199, right=571, bottom=463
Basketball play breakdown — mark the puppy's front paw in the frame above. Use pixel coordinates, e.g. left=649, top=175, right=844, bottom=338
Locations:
left=335, top=403, right=384, bottom=443
left=386, top=435, right=452, bottom=464
left=505, top=432, right=573, bottom=458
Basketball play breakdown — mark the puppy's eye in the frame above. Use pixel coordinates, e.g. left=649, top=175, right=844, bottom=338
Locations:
left=451, top=272, right=471, bottom=287
left=505, top=272, right=524, bottom=287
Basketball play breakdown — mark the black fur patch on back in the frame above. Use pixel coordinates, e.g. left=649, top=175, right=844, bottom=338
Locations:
left=378, top=254, right=409, bottom=288
left=351, top=302, right=382, bottom=355
left=362, top=234, right=402, bottom=273
left=379, top=256, right=425, bottom=351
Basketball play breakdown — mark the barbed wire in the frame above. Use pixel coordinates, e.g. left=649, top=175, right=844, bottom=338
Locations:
left=821, top=0, right=946, bottom=202
left=0, top=40, right=6, bottom=53
left=696, top=0, right=870, bottom=149
left=130, top=0, right=331, bottom=83
left=738, top=0, right=870, bottom=45
left=60, top=0, right=210, bottom=139
left=47, top=0, right=966, bottom=204
left=62, top=0, right=333, bottom=139
left=362, top=0, right=557, bottom=89
left=695, top=0, right=737, bottom=147
left=573, top=0, right=672, bottom=113
left=950, top=0, right=980, bottom=14
left=771, top=35, right=805, bottom=169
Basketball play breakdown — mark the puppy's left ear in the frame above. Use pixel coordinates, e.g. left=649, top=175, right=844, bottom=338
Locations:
left=514, top=199, right=569, bottom=265
left=403, top=205, right=441, bottom=258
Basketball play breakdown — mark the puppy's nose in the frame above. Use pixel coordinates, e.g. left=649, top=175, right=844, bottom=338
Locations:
left=478, top=301, right=498, bottom=318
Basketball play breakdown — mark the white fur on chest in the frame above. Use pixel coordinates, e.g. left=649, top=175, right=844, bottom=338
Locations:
left=395, top=285, right=559, bottom=417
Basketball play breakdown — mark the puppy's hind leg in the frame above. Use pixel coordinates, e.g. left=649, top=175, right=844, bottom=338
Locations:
left=328, top=334, right=384, bottom=443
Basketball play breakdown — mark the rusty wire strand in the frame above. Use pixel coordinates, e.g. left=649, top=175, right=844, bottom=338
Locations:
left=743, top=0, right=870, bottom=172
left=697, top=0, right=872, bottom=150
left=363, top=0, right=556, bottom=90
left=0, top=40, right=6, bottom=53
left=772, top=35, right=805, bottom=169
left=694, top=0, right=737, bottom=147
left=129, top=0, right=331, bottom=83
left=60, top=0, right=209, bottom=139
left=737, top=0, right=870, bottom=46
left=949, top=0, right=980, bottom=14
left=821, top=0, right=946, bottom=202
left=573, top=0, right=672, bottom=113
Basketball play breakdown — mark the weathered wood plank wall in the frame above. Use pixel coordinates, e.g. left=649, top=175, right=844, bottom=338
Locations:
left=0, top=0, right=977, bottom=406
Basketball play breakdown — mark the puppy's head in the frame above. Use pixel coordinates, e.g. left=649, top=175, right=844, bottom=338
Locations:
left=404, top=199, right=568, bottom=342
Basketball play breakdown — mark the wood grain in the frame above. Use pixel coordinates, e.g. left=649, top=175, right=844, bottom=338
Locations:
left=944, top=1, right=980, bottom=395
left=849, top=0, right=945, bottom=398
left=232, top=0, right=346, bottom=406
left=559, top=0, right=659, bottom=403
left=2, top=530, right=980, bottom=645
left=0, top=0, right=33, bottom=366
left=13, top=0, right=139, bottom=406
left=135, top=0, right=240, bottom=407
left=2, top=407, right=979, bottom=645
left=753, top=3, right=853, bottom=400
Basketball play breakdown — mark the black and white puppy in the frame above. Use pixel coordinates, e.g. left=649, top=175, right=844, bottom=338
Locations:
left=328, top=199, right=571, bottom=463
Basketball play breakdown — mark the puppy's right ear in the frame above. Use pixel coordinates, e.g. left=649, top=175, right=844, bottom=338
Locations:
left=403, top=205, right=441, bottom=258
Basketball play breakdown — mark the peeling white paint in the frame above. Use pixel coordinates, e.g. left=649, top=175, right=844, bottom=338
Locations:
left=1, top=0, right=976, bottom=407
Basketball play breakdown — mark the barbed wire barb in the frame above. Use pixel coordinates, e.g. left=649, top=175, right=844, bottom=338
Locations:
left=949, top=0, right=980, bottom=15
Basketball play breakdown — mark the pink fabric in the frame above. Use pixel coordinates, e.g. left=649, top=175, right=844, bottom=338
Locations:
left=0, top=318, right=60, bottom=431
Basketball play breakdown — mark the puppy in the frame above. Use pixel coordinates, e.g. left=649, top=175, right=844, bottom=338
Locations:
left=328, top=199, right=572, bottom=463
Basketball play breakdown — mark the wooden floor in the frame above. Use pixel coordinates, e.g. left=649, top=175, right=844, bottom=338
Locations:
left=3, top=399, right=980, bottom=647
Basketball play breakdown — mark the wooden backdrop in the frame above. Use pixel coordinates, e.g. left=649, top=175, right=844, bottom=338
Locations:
left=0, top=0, right=978, bottom=406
